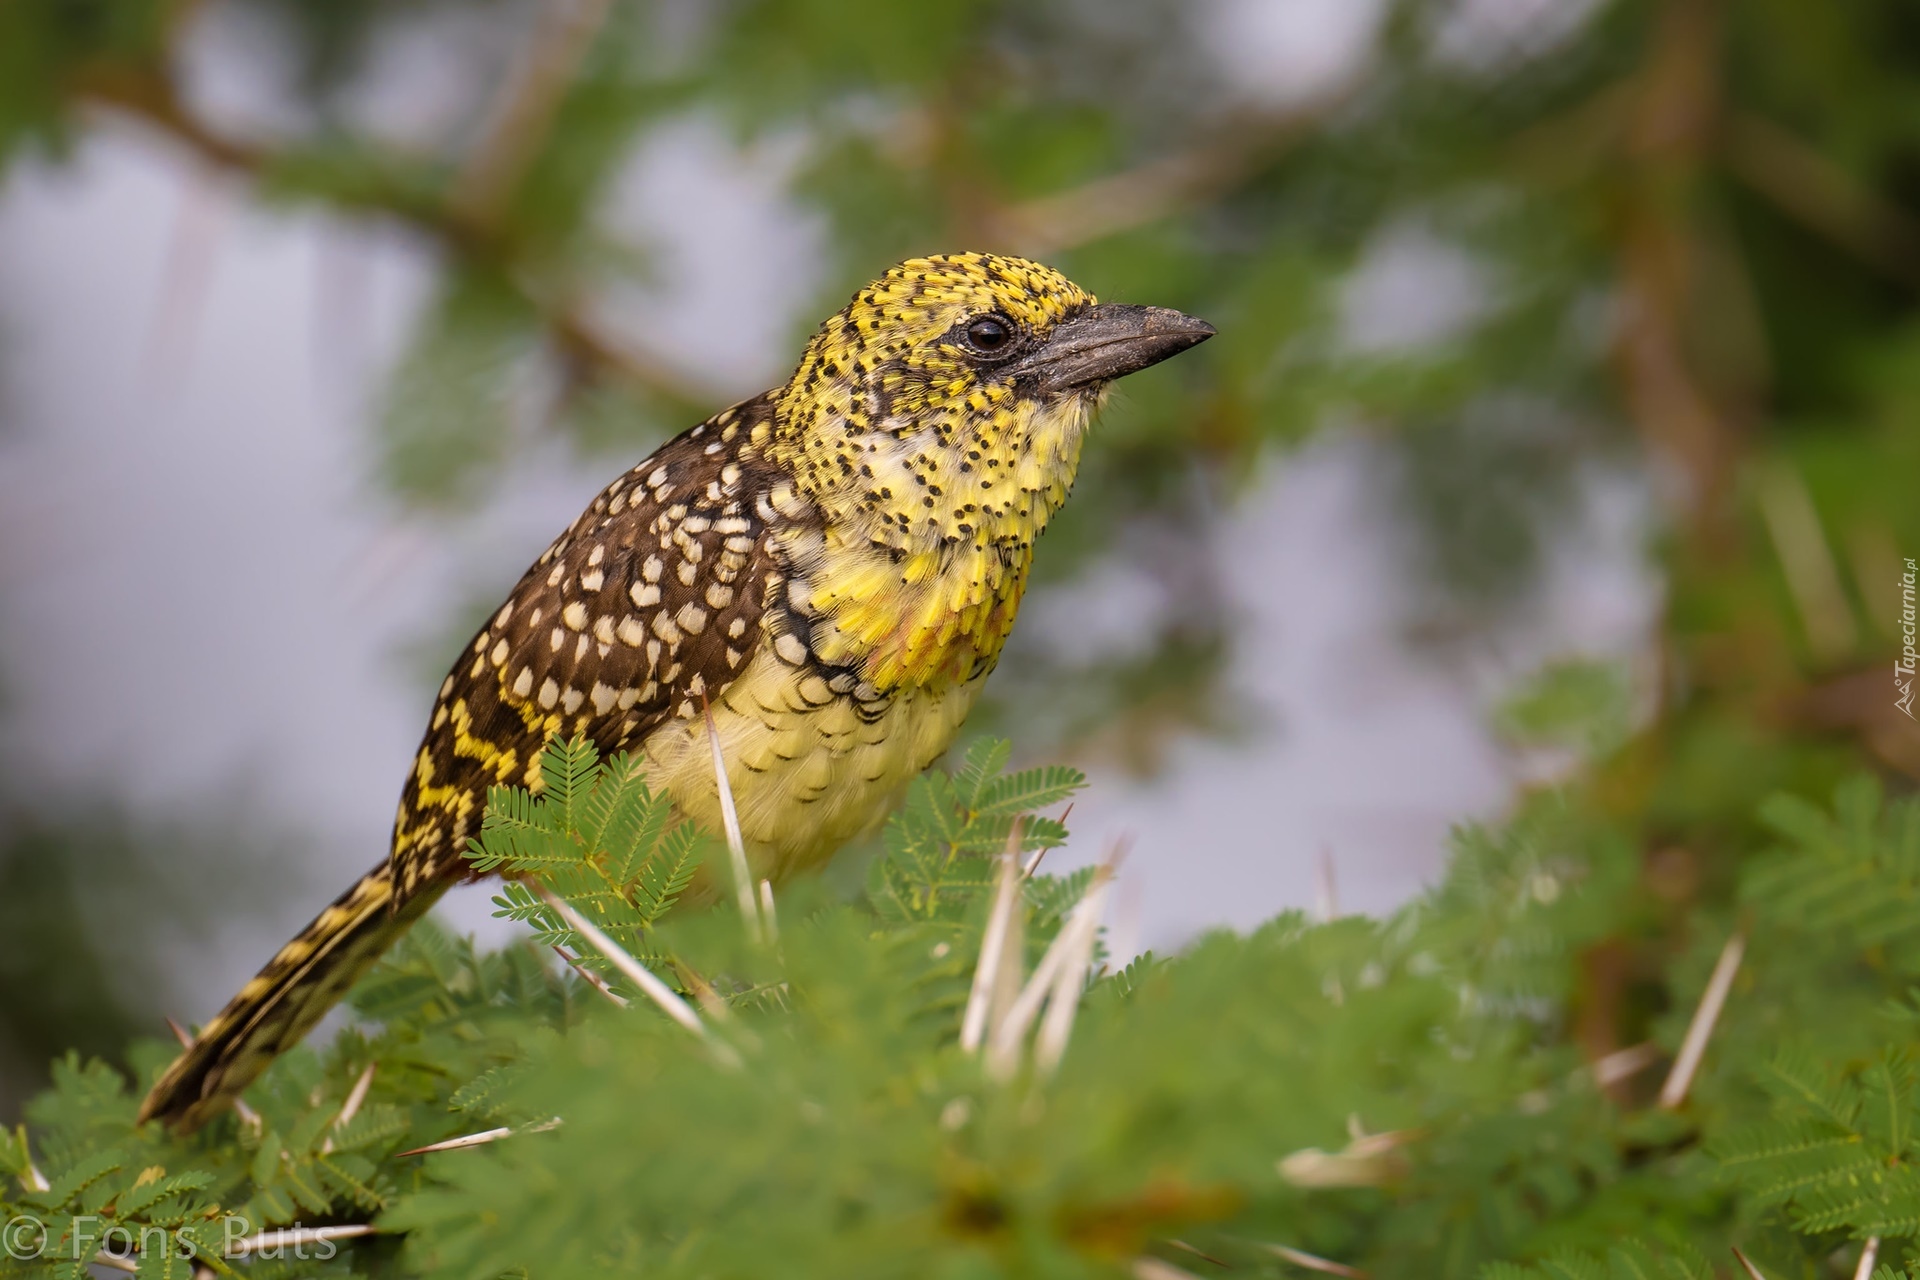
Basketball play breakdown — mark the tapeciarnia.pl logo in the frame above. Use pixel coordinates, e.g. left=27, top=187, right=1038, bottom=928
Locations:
left=1898, top=556, right=1917, bottom=720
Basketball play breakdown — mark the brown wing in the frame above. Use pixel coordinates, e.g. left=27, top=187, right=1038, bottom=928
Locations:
left=389, top=393, right=790, bottom=900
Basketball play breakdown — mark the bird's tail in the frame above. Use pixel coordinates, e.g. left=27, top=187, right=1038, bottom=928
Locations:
left=138, top=858, right=444, bottom=1132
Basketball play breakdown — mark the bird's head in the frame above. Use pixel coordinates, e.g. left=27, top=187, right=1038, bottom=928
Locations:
left=770, top=252, right=1214, bottom=553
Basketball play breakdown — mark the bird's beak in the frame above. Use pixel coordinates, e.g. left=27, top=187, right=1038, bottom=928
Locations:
left=1010, top=303, right=1216, bottom=395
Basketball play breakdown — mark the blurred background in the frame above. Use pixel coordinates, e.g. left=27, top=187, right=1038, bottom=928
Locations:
left=1, top=0, right=1915, bottom=1116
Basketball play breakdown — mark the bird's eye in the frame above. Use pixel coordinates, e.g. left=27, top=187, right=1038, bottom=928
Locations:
left=964, top=314, right=1014, bottom=353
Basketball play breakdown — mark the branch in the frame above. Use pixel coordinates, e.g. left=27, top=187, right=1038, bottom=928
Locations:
left=992, top=108, right=1326, bottom=257
left=1724, top=112, right=1920, bottom=290
left=70, top=62, right=712, bottom=408
left=451, top=0, right=619, bottom=228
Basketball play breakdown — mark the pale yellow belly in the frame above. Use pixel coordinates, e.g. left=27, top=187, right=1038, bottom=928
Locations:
left=636, top=649, right=984, bottom=881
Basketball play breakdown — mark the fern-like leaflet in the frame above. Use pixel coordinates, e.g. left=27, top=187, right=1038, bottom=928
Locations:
left=465, top=735, right=708, bottom=997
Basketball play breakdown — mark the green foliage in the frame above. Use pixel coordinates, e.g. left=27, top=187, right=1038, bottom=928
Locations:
left=1711, top=1050, right=1920, bottom=1238
left=4, top=745, right=1915, bottom=1277
left=0, top=927, right=581, bottom=1280
left=467, top=735, right=708, bottom=984
left=865, top=736, right=1084, bottom=925
left=1743, top=776, right=1920, bottom=956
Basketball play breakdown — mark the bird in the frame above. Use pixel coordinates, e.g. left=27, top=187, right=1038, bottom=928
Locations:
left=138, top=251, right=1214, bottom=1131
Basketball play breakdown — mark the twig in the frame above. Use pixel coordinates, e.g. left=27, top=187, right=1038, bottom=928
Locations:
left=555, top=944, right=630, bottom=1006
left=536, top=884, right=715, bottom=1045
left=1724, top=113, right=1920, bottom=291
left=1756, top=464, right=1858, bottom=664
left=1659, top=930, right=1747, bottom=1110
left=1167, top=1239, right=1229, bottom=1268
left=226, top=1224, right=376, bottom=1256
left=451, top=0, right=618, bottom=227
left=1267, top=1243, right=1370, bottom=1278
left=1853, top=1236, right=1880, bottom=1280
left=995, top=107, right=1328, bottom=256
left=1730, top=1245, right=1770, bottom=1280
left=961, top=817, right=1026, bottom=1053
left=703, top=706, right=763, bottom=944
left=72, top=65, right=710, bottom=407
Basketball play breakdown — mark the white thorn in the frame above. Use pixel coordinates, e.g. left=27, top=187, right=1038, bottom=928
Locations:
left=1133, top=1260, right=1204, bottom=1280
left=1278, top=1126, right=1417, bottom=1188
left=1315, top=846, right=1339, bottom=922
left=1731, top=1245, right=1770, bottom=1280
left=1659, top=930, right=1746, bottom=1109
left=20, top=1142, right=48, bottom=1193
left=758, top=879, right=779, bottom=943
left=396, top=1118, right=561, bottom=1158
left=704, top=707, right=762, bottom=944
left=1591, top=1041, right=1661, bottom=1089
left=320, top=1060, right=377, bottom=1154
left=226, top=1224, right=376, bottom=1256
left=1034, top=857, right=1120, bottom=1076
left=986, top=844, right=1122, bottom=1080
left=961, top=818, right=1026, bottom=1054
left=536, top=885, right=717, bottom=1052
left=1853, top=1237, right=1880, bottom=1280
left=398, top=1125, right=513, bottom=1156
left=338, top=1061, right=376, bottom=1124
left=1268, top=1243, right=1370, bottom=1277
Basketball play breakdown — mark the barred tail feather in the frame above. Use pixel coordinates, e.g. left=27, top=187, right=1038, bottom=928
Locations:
left=138, top=859, right=444, bottom=1132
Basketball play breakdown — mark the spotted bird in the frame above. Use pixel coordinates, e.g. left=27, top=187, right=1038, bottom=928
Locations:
left=140, top=252, right=1214, bottom=1131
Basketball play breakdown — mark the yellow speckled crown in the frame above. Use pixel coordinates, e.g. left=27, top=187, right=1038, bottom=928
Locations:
left=763, top=253, right=1104, bottom=690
